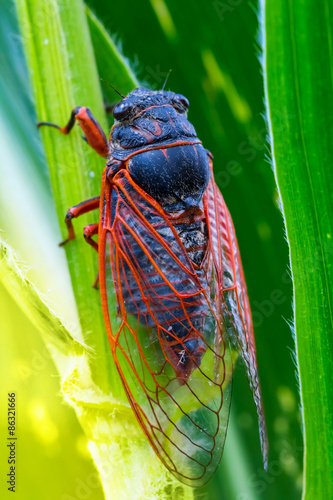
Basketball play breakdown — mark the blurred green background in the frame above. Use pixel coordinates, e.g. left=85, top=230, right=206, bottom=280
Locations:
left=0, top=1, right=302, bottom=499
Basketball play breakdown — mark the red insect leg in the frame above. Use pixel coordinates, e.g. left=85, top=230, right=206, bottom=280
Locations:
left=83, top=223, right=99, bottom=252
left=38, top=107, right=110, bottom=158
left=59, top=196, right=100, bottom=246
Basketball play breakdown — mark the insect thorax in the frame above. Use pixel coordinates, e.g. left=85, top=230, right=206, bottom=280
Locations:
left=127, top=142, right=210, bottom=266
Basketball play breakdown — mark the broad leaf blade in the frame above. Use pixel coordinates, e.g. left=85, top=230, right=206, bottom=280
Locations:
left=262, top=0, right=333, bottom=497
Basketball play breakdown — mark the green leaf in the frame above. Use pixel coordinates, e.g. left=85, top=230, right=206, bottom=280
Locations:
left=0, top=236, right=84, bottom=357
left=86, top=7, right=139, bottom=98
left=262, top=0, right=333, bottom=497
left=16, top=0, right=113, bottom=393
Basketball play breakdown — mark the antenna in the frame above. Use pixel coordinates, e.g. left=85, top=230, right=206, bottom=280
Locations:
left=100, top=78, right=125, bottom=98
left=162, top=69, right=172, bottom=91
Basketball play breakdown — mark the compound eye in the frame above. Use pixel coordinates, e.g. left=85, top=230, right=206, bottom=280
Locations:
left=172, top=94, right=189, bottom=113
left=113, top=100, right=133, bottom=121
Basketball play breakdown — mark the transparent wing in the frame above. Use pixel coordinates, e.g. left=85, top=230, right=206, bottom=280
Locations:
left=204, top=160, right=268, bottom=467
left=99, top=168, right=233, bottom=486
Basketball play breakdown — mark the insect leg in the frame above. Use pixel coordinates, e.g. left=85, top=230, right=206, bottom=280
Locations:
left=83, top=223, right=99, bottom=252
left=60, top=196, right=100, bottom=246
left=37, top=107, right=110, bottom=157
left=83, top=223, right=100, bottom=288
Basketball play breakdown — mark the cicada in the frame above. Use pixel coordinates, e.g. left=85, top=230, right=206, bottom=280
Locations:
left=38, top=87, right=268, bottom=487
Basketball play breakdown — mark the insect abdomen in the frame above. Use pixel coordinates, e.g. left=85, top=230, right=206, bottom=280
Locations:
left=170, top=216, right=208, bottom=267
left=127, top=143, right=210, bottom=210
left=112, top=186, right=210, bottom=376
